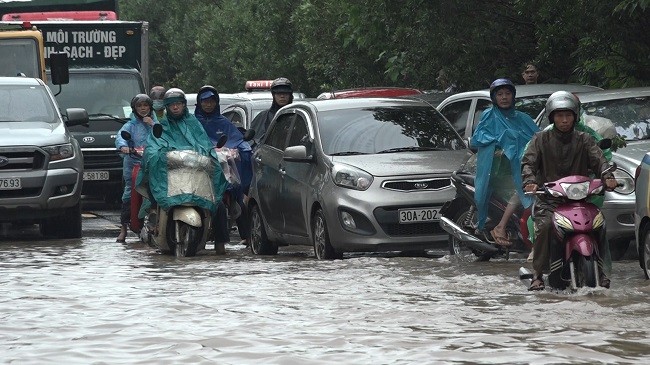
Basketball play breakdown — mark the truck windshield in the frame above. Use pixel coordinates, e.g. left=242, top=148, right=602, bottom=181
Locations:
left=48, top=72, right=142, bottom=118
left=0, top=38, right=39, bottom=78
left=0, top=84, right=57, bottom=123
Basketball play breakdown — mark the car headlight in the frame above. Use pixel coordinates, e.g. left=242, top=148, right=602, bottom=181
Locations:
left=332, top=163, right=373, bottom=191
left=43, top=143, right=75, bottom=161
left=612, top=168, right=634, bottom=194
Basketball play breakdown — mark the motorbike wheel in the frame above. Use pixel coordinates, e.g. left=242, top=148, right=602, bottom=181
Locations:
left=313, top=209, right=342, bottom=260
left=249, top=204, right=278, bottom=255
left=572, top=255, right=598, bottom=288
left=174, top=221, right=201, bottom=257
left=448, top=210, right=493, bottom=262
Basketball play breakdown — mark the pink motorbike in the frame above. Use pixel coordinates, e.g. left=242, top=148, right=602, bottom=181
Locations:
left=520, top=164, right=617, bottom=290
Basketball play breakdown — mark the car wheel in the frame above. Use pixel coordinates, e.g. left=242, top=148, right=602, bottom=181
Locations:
left=609, top=238, right=631, bottom=261
left=249, top=204, right=277, bottom=255
left=39, top=202, right=82, bottom=239
left=312, top=209, right=341, bottom=260
left=642, top=230, right=650, bottom=279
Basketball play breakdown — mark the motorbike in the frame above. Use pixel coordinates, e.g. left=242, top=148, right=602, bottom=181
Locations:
left=439, top=154, right=533, bottom=261
left=519, top=162, right=618, bottom=291
left=119, top=130, right=145, bottom=234
left=136, top=124, right=226, bottom=257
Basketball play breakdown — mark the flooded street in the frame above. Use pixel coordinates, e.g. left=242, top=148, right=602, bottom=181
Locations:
left=1, top=208, right=650, bottom=364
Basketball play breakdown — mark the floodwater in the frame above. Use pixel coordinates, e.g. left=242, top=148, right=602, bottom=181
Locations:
left=1, top=222, right=650, bottom=364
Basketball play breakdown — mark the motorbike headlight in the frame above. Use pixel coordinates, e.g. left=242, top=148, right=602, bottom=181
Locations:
left=43, top=143, right=75, bottom=161
left=560, top=181, right=589, bottom=200
left=332, top=163, right=373, bottom=191
left=612, top=168, right=634, bottom=195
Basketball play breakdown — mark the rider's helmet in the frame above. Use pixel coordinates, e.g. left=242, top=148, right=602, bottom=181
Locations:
left=163, top=87, right=187, bottom=106
left=270, top=77, right=293, bottom=94
left=130, top=93, right=153, bottom=113
left=489, top=78, right=516, bottom=104
left=197, top=85, right=220, bottom=104
left=149, top=86, right=166, bottom=100
left=545, top=91, right=580, bottom=124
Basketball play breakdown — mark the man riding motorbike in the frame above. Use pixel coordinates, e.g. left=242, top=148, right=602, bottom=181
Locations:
left=522, top=91, right=617, bottom=291
left=136, top=88, right=230, bottom=253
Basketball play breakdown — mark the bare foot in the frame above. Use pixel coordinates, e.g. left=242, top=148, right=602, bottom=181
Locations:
left=490, top=226, right=512, bottom=246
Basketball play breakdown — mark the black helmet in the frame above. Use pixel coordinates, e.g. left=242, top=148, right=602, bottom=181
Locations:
left=197, top=85, right=220, bottom=104
left=130, top=93, right=153, bottom=112
left=163, top=88, right=186, bottom=106
left=271, top=77, right=293, bottom=93
left=489, top=78, right=516, bottom=104
left=149, top=86, right=166, bottom=100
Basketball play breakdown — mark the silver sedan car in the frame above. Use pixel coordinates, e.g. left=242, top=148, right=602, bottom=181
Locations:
left=248, top=98, right=472, bottom=259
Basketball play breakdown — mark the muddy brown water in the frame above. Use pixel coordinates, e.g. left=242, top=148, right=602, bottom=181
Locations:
left=1, top=217, right=650, bottom=364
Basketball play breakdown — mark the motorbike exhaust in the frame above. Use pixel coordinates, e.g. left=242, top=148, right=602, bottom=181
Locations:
left=439, top=216, right=499, bottom=253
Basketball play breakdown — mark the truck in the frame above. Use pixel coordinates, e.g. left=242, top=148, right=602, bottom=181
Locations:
left=0, top=21, right=47, bottom=80
left=33, top=20, right=149, bottom=204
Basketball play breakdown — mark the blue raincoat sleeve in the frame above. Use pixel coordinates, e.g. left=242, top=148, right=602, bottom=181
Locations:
left=470, top=106, right=539, bottom=229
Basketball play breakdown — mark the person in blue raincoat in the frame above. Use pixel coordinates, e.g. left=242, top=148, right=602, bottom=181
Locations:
left=114, top=93, right=157, bottom=243
left=136, top=88, right=230, bottom=252
left=470, top=78, right=540, bottom=245
left=194, top=85, right=253, bottom=246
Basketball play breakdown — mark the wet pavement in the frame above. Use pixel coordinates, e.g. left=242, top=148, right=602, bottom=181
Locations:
left=1, top=200, right=650, bottom=364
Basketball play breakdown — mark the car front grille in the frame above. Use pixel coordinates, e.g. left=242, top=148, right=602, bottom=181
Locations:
left=382, top=178, right=451, bottom=192
left=0, top=149, right=47, bottom=171
left=81, top=149, right=123, bottom=169
left=0, top=187, right=42, bottom=199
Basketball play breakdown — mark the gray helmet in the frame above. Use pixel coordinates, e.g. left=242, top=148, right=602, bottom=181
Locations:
left=163, top=87, right=186, bottom=106
left=149, top=86, right=166, bottom=100
left=545, top=91, right=580, bottom=123
left=271, top=77, right=293, bottom=93
left=130, top=93, right=153, bottom=113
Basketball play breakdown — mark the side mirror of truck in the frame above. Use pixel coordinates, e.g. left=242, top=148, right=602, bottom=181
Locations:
left=50, top=52, right=70, bottom=85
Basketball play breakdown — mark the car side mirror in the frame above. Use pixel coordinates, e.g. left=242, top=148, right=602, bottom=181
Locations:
left=283, top=145, right=313, bottom=162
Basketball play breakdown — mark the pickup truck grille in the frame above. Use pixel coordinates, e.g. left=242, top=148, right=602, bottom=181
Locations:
left=0, top=149, right=46, bottom=171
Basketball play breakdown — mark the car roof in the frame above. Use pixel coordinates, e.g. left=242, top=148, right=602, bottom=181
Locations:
left=0, top=77, right=43, bottom=86
left=571, top=87, right=650, bottom=103
left=438, top=83, right=603, bottom=105
left=289, top=97, right=430, bottom=112
left=317, top=87, right=422, bottom=99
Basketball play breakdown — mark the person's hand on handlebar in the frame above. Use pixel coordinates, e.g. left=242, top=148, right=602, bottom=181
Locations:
left=605, top=177, right=618, bottom=190
left=524, top=183, right=538, bottom=193
left=120, top=146, right=130, bottom=154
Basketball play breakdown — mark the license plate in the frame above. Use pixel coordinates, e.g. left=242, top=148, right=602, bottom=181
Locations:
left=0, top=177, right=21, bottom=190
left=398, top=207, right=440, bottom=223
left=83, top=171, right=109, bottom=181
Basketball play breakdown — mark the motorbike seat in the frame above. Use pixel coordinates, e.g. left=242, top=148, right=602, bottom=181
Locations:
left=455, top=173, right=475, bottom=186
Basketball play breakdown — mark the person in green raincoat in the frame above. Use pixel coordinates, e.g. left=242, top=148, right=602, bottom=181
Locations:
left=136, top=88, right=230, bottom=251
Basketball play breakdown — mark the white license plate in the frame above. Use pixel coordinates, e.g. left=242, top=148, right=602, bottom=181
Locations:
left=83, top=171, right=109, bottom=181
left=0, top=177, right=21, bottom=190
left=398, top=207, right=440, bottom=224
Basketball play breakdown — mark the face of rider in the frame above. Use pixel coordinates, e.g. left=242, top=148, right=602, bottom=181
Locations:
left=494, top=87, right=514, bottom=109
left=273, top=92, right=292, bottom=107
left=135, top=101, right=151, bottom=118
left=167, top=101, right=185, bottom=118
left=552, top=110, right=575, bottom=132
left=200, top=96, right=218, bottom=114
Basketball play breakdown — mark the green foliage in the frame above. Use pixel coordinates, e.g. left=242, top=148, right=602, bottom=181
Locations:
left=119, top=0, right=650, bottom=96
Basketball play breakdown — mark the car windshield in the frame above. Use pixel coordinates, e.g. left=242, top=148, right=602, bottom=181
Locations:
left=515, top=95, right=550, bottom=119
left=582, top=96, right=650, bottom=141
left=318, top=105, right=465, bottom=155
left=0, top=84, right=57, bottom=123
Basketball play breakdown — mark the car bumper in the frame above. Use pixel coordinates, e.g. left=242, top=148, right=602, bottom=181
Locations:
left=602, top=195, right=636, bottom=242
left=321, top=183, right=455, bottom=252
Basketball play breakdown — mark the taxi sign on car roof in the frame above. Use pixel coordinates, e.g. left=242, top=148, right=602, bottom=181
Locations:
left=245, top=80, right=274, bottom=91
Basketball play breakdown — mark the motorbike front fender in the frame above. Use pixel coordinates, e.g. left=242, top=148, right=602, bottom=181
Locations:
left=565, top=233, right=595, bottom=258
left=172, top=206, right=203, bottom=228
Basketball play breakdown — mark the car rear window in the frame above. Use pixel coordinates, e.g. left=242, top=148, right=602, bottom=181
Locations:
left=317, top=105, right=465, bottom=155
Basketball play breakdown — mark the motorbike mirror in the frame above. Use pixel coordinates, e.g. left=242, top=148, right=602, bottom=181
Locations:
left=153, top=123, right=163, bottom=138
left=216, top=134, right=228, bottom=149
left=598, top=138, right=612, bottom=150
left=120, top=130, right=132, bottom=141
left=243, top=129, right=255, bottom=142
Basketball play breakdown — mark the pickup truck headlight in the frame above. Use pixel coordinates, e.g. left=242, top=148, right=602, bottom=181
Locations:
left=332, top=163, right=373, bottom=191
left=44, top=144, right=75, bottom=161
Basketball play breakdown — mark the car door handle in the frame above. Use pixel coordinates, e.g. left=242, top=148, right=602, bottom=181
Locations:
left=279, top=166, right=286, bottom=175
left=255, top=155, right=262, bottom=162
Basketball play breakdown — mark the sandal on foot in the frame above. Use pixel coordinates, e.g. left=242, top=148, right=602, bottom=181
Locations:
left=490, top=228, right=513, bottom=246
left=529, top=277, right=545, bottom=291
